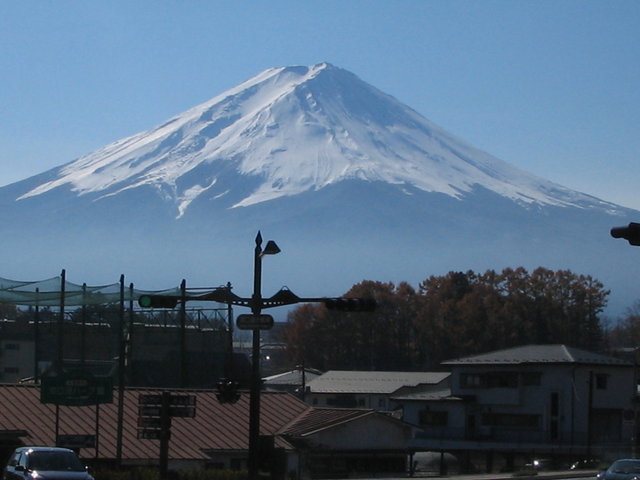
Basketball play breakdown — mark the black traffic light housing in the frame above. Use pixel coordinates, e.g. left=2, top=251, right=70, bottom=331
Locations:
left=324, top=297, right=377, bottom=312
left=611, top=222, right=640, bottom=246
left=138, top=294, right=179, bottom=309
left=216, top=379, right=241, bottom=404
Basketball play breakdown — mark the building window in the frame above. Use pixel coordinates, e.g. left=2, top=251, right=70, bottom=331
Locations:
left=461, top=372, right=518, bottom=388
left=486, top=372, right=518, bottom=388
left=460, top=374, right=483, bottom=388
left=596, top=374, right=608, bottom=390
left=419, top=409, right=448, bottom=426
left=4, top=343, right=20, bottom=350
left=481, top=413, right=540, bottom=429
left=522, top=372, right=542, bottom=386
left=550, top=392, right=559, bottom=417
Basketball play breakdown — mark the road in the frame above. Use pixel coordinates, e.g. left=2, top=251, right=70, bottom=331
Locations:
left=334, top=470, right=598, bottom=480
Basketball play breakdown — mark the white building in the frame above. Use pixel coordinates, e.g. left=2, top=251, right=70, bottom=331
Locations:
left=392, top=344, right=636, bottom=470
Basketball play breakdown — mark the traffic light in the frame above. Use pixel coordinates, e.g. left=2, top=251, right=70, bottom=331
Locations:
left=324, top=297, right=377, bottom=312
left=216, top=379, right=240, bottom=404
left=611, top=222, right=640, bottom=246
left=138, top=295, right=179, bottom=309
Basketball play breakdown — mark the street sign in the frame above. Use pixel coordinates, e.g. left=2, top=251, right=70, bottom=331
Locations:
left=169, top=406, right=196, bottom=418
left=138, top=394, right=163, bottom=405
left=138, top=393, right=195, bottom=407
left=137, top=429, right=168, bottom=440
left=138, top=417, right=164, bottom=428
left=138, top=406, right=162, bottom=418
left=236, top=313, right=274, bottom=330
left=41, top=372, right=113, bottom=406
left=170, top=395, right=196, bottom=406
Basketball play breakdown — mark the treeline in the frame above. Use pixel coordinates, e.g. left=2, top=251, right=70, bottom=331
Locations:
left=608, top=300, right=640, bottom=348
left=282, top=267, right=611, bottom=371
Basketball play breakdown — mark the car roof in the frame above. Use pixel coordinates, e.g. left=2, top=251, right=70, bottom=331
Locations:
left=14, top=447, right=75, bottom=454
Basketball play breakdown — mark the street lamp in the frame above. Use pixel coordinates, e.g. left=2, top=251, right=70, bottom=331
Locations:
left=248, top=231, right=280, bottom=479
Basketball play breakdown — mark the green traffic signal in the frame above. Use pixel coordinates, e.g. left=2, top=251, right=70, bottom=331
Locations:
left=138, top=295, right=179, bottom=309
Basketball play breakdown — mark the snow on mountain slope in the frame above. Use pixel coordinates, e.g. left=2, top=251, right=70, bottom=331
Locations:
left=16, top=62, right=617, bottom=217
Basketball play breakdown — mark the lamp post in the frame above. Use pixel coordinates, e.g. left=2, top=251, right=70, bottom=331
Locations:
left=248, top=232, right=280, bottom=479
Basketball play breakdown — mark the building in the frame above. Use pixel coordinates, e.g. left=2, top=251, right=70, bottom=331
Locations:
left=392, top=344, right=637, bottom=471
left=306, top=370, right=450, bottom=411
left=0, top=320, right=34, bottom=383
left=0, top=312, right=230, bottom=388
left=0, top=384, right=415, bottom=479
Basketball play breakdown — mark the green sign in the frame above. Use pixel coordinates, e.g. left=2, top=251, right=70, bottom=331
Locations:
left=41, top=371, right=113, bottom=406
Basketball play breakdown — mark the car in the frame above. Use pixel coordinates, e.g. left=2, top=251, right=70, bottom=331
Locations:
left=571, top=458, right=601, bottom=470
left=532, top=458, right=554, bottom=471
left=3, top=446, right=94, bottom=480
left=597, top=459, right=640, bottom=480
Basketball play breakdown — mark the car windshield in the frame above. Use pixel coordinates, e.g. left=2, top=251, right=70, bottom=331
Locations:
left=27, top=451, right=85, bottom=472
left=610, top=461, right=640, bottom=474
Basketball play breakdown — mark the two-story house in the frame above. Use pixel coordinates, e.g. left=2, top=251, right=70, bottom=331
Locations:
left=392, top=344, right=636, bottom=472
left=306, top=370, right=450, bottom=411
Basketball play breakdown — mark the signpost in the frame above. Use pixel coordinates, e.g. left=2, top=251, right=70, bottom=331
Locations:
left=137, top=392, right=196, bottom=480
left=41, top=371, right=112, bottom=406
left=236, top=313, right=274, bottom=330
left=135, top=231, right=377, bottom=480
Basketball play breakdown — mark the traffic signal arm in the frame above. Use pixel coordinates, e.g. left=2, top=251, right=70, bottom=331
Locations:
left=137, top=289, right=377, bottom=312
left=324, top=297, right=377, bottom=312
left=611, top=222, right=640, bottom=246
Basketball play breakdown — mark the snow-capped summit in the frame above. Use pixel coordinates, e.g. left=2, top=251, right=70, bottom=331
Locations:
left=17, top=62, right=615, bottom=217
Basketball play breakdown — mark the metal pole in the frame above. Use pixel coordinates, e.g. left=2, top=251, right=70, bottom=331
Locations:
left=57, top=269, right=66, bottom=372
left=81, top=283, right=87, bottom=368
left=116, top=275, right=125, bottom=467
left=180, top=279, right=187, bottom=387
left=248, top=233, right=263, bottom=480
left=34, top=288, right=39, bottom=382
left=128, top=283, right=135, bottom=385
left=226, top=282, right=234, bottom=379
left=159, top=391, right=171, bottom=480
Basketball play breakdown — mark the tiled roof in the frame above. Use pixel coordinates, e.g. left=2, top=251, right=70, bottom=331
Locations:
left=0, top=384, right=310, bottom=461
left=307, top=371, right=449, bottom=394
left=279, top=408, right=374, bottom=437
left=443, top=344, right=632, bottom=366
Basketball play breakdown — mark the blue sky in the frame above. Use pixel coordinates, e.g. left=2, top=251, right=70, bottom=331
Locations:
left=1, top=1, right=639, bottom=209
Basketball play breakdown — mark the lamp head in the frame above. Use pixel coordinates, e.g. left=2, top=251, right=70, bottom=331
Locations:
left=263, top=240, right=281, bottom=256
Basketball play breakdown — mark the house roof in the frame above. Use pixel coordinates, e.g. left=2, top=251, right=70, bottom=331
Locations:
left=279, top=408, right=375, bottom=437
left=307, top=371, right=450, bottom=394
left=443, top=344, right=632, bottom=367
left=0, top=384, right=310, bottom=461
left=263, top=368, right=322, bottom=387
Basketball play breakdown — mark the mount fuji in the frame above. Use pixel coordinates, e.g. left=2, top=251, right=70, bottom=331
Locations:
left=0, top=62, right=637, bottom=316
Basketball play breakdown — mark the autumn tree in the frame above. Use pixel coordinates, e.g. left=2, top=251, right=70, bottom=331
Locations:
left=282, top=280, right=420, bottom=371
left=282, top=268, right=610, bottom=371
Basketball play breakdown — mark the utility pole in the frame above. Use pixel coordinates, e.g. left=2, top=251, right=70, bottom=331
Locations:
left=248, top=232, right=280, bottom=480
